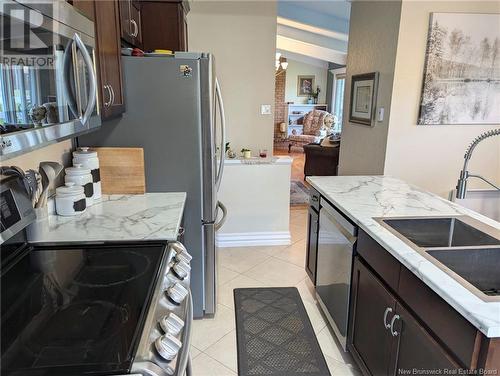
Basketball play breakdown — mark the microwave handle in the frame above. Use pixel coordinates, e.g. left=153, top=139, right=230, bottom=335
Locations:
left=73, top=33, right=97, bottom=125
left=62, top=40, right=79, bottom=118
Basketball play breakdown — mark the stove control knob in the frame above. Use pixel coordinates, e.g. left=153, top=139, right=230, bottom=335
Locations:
left=175, top=250, right=192, bottom=264
left=172, top=260, right=191, bottom=280
left=160, top=312, right=185, bottom=336
left=155, top=333, right=182, bottom=361
left=166, top=282, right=188, bottom=304
left=169, top=241, right=187, bottom=255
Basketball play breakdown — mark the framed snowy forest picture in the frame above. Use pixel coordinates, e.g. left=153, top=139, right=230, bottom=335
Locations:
left=418, top=13, right=500, bottom=125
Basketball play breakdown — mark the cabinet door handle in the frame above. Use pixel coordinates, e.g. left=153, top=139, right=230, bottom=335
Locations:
left=103, top=85, right=112, bottom=108
left=131, top=19, right=139, bottom=37
left=109, top=84, right=115, bottom=106
left=390, top=314, right=400, bottom=337
left=383, top=307, right=393, bottom=329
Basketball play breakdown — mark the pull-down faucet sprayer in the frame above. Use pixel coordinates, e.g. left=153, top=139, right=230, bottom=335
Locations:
left=456, top=128, right=500, bottom=199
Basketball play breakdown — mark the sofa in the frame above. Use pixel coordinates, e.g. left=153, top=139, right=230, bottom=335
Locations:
left=303, top=142, right=340, bottom=177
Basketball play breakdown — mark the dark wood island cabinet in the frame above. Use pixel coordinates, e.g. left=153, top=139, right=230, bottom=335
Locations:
left=348, top=229, right=500, bottom=375
left=304, top=189, right=500, bottom=376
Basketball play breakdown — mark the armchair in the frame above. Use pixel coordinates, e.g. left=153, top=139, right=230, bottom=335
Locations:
left=288, top=109, right=334, bottom=152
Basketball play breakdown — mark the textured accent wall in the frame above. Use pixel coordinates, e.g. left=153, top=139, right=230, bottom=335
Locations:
left=274, top=70, right=287, bottom=141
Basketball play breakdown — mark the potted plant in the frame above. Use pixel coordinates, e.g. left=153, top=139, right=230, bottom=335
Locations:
left=311, top=87, right=321, bottom=104
left=226, top=142, right=236, bottom=159
left=241, top=148, right=251, bottom=159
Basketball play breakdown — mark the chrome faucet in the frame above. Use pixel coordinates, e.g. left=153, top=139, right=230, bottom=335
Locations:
left=456, top=128, right=500, bottom=199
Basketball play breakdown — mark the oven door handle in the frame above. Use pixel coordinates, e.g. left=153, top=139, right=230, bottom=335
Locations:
left=72, top=33, right=97, bottom=125
left=176, top=289, right=193, bottom=376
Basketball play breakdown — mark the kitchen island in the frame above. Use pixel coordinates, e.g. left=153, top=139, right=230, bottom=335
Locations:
left=306, top=176, right=500, bottom=372
left=28, top=192, right=186, bottom=243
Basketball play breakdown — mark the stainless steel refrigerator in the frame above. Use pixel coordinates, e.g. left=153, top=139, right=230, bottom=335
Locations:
left=78, top=52, right=226, bottom=318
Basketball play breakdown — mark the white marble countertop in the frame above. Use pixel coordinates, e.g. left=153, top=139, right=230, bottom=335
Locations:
left=224, top=156, right=292, bottom=165
left=28, top=193, right=186, bottom=243
left=307, top=175, right=500, bottom=338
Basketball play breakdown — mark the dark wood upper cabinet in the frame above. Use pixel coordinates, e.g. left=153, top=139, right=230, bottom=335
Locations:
left=68, top=0, right=95, bottom=21
left=94, top=0, right=125, bottom=120
left=140, top=0, right=189, bottom=52
left=119, top=0, right=143, bottom=48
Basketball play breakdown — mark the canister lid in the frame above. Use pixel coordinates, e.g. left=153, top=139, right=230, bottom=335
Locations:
left=73, top=147, right=98, bottom=158
left=56, top=182, right=84, bottom=196
left=65, top=163, right=91, bottom=175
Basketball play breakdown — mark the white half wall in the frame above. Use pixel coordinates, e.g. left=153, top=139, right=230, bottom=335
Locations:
left=216, top=157, right=292, bottom=247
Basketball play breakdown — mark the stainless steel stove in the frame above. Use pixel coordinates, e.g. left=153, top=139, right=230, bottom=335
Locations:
left=1, top=174, right=193, bottom=376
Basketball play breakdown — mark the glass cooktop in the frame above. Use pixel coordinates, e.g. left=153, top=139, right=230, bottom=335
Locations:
left=1, top=242, right=165, bottom=376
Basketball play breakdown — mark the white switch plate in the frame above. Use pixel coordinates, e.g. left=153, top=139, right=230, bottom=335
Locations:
left=377, top=107, right=385, bottom=122
left=261, top=104, right=272, bottom=115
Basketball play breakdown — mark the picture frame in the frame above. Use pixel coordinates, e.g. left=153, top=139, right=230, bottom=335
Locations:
left=349, top=72, right=379, bottom=126
left=297, top=75, right=315, bottom=97
left=418, top=13, right=500, bottom=125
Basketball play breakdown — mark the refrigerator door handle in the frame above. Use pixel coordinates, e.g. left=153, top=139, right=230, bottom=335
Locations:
left=215, top=78, right=226, bottom=192
left=215, top=200, right=227, bottom=231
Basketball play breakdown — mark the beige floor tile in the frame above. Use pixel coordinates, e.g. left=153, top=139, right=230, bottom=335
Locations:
left=316, top=326, right=357, bottom=367
left=331, top=363, right=362, bottom=376
left=191, top=352, right=237, bottom=376
left=255, top=244, right=290, bottom=256
left=325, top=355, right=344, bottom=374
left=275, top=239, right=307, bottom=267
left=218, top=274, right=265, bottom=310
left=191, top=304, right=235, bottom=351
left=204, top=330, right=238, bottom=372
left=243, top=257, right=307, bottom=287
left=218, top=247, right=271, bottom=274
left=295, top=277, right=317, bottom=303
left=190, top=345, right=202, bottom=359
left=217, top=266, right=240, bottom=286
left=302, top=299, right=328, bottom=334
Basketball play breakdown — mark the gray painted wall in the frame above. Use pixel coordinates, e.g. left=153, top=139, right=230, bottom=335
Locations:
left=338, top=1, right=402, bottom=175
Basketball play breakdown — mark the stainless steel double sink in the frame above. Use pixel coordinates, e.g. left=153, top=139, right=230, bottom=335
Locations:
left=376, top=216, right=500, bottom=301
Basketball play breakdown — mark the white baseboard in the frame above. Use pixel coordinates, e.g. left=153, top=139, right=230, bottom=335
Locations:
left=216, top=231, right=291, bottom=247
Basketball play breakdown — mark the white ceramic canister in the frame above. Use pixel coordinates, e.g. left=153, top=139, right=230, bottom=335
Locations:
left=55, top=182, right=87, bottom=216
left=73, top=147, right=101, bottom=199
left=65, top=164, right=94, bottom=206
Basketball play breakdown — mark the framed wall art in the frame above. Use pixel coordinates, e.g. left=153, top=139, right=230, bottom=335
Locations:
left=418, top=13, right=500, bottom=125
left=349, top=72, right=379, bottom=126
left=297, top=75, right=315, bottom=97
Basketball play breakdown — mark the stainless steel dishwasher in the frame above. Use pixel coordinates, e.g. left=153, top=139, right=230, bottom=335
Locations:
left=316, top=197, right=357, bottom=351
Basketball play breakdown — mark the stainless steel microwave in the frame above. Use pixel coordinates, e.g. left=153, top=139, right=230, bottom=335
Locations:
left=0, top=0, right=101, bottom=159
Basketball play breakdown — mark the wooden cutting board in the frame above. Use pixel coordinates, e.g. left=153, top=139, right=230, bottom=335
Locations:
left=93, top=147, right=146, bottom=194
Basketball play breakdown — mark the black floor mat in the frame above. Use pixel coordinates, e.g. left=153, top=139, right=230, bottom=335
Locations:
left=234, top=287, right=331, bottom=376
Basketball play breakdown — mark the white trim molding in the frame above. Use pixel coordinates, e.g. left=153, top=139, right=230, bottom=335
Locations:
left=216, top=231, right=292, bottom=248
left=277, top=17, right=349, bottom=42
left=276, top=35, right=347, bottom=65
